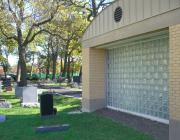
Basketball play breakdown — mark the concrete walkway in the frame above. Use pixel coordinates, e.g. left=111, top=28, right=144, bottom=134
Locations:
left=96, top=108, right=169, bottom=140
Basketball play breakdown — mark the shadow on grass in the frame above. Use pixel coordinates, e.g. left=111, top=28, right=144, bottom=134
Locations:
left=0, top=110, right=155, bottom=140
left=38, top=85, right=64, bottom=89
left=54, top=96, right=81, bottom=106
left=11, top=101, right=21, bottom=106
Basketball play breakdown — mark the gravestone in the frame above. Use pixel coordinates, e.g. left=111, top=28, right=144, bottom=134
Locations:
left=21, top=86, right=39, bottom=107
left=0, top=101, right=12, bottom=108
left=15, top=86, right=23, bottom=97
left=0, top=115, right=6, bottom=123
left=36, top=124, right=70, bottom=132
left=40, top=93, right=56, bottom=117
left=2, top=79, right=12, bottom=91
left=2, top=79, right=11, bottom=87
left=73, top=76, right=80, bottom=84
left=72, top=76, right=82, bottom=88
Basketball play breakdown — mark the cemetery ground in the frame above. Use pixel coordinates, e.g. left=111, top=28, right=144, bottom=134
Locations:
left=0, top=91, right=155, bottom=140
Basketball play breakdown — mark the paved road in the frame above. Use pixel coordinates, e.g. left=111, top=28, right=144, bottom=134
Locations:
left=38, top=85, right=82, bottom=99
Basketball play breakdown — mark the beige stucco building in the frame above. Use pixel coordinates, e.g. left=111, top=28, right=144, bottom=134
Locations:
left=81, top=0, right=180, bottom=140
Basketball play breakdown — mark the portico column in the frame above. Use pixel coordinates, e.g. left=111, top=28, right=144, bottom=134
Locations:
left=169, top=24, right=180, bottom=140
left=82, top=47, right=106, bottom=112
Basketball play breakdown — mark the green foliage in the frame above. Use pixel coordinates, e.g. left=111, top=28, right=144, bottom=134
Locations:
left=0, top=36, right=17, bottom=74
left=0, top=0, right=88, bottom=82
left=30, top=3, right=89, bottom=79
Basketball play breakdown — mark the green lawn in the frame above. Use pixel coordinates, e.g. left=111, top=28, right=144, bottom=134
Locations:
left=0, top=92, right=155, bottom=140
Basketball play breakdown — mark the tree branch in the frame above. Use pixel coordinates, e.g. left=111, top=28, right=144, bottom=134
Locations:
left=69, top=0, right=91, bottom=12
left=0, top=27, right=18, bottom=41
left=33, top=3, right=60, bottom=27
left=7, top=0, right=18, bottom=22
left=23, top=28, right=67, bottom=46
left=22, top=14, right=32, bottom=21
left=96, top=0, right=106, bottom=10
left=23, top=4, right=60, bottom=46
left=42, top=29, right=68, bottom=41
left=23, top=29, right=44, bottom=46
left=19, top=0, right=25, bottom=21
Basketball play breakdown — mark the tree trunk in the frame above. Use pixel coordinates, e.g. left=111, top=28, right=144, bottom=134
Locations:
left=39, top=68, right=41, bottom=79
left=16, top=60, right=21, bottom=82
left=4, top=71, right=7, bottom=87
left=18, top=46, right=27, bottom=86
left=4, top=68, right=7, bottom=81
left=79, top=65, right=82, bottom=82
left=30, top=53, right=35, bottom=76
left=3, top=66, right=8, bottom=88
left=2, top=63, right=7, bottom=87
left=60, top=57, right=63, bottom=76
left=52, top=44, right=58, bottom=80
left=71, top=58, right=74, bottom=77
left=17, top=27, right=27, bottom=87
left=30, top=65, right=33, bottom=77
left=63, top=53, right=68, bottom=77
left=67, top=55, right=71, bottom=83
left=52, top=56, right=57, bottom=80
left=46, top=48, right=50, bottom=79
left=91, top=0, right=97, bottom=17
left=46, top=62, right=50, bottom=79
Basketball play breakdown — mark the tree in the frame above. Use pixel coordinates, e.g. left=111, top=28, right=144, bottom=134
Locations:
left=42, top=4, right=87, bottom=82
left=48, top=35, right=63, bottom=80
left=0, top=53, right=9, bottom=81
left=69, top=0, right=114, bottom=21
left=0, top=0, right=61, bottom=86
left=26, top=50, right=37, bottom=76
left=38, top=35, right=63, bottom=80
left=0, top=39, right=16, bottom=82
left=41, top=39, right=51, bottom=79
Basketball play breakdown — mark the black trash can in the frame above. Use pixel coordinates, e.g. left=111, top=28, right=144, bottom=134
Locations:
left=40, top=93, right=56, bottom=117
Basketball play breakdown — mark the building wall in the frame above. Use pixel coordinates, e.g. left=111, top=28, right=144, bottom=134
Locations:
left=169, top=24, right=180, bottom=140
left=82, top=0, right=180, bottom=42
left=81, top=1, right=180, bottom=138
left=82, top=47, right=106, bottom=112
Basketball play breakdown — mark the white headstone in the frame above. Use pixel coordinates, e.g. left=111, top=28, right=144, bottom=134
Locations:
left=21, top=86, right=39, bottom=107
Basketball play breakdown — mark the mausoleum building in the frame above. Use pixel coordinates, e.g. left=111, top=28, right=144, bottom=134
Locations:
left=81, top=0, right=180, bottom=140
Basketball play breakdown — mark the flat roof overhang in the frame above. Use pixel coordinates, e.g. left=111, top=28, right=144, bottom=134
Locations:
left=82, top=8, right=180, bottom=48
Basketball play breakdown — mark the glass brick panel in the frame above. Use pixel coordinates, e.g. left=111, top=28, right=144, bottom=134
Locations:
left=107, top=36, right=169, bottom=120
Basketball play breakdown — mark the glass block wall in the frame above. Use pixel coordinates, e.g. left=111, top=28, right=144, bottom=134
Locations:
left=107, top=35, right=169, bottom=120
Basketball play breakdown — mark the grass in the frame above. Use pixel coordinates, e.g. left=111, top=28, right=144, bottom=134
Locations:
left=0, top=91, right=156, bottom=140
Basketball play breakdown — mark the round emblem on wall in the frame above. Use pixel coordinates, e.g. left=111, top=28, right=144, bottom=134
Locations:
left=114, top=7, right=122, bottom=22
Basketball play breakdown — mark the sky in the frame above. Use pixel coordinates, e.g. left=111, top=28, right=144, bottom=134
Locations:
left=9, top=55, right=18, bottom=66
left=8, top=46, right=42, bottom=66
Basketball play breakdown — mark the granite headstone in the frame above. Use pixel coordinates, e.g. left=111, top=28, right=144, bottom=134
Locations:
left=0, top=115, right=6, bottom=123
